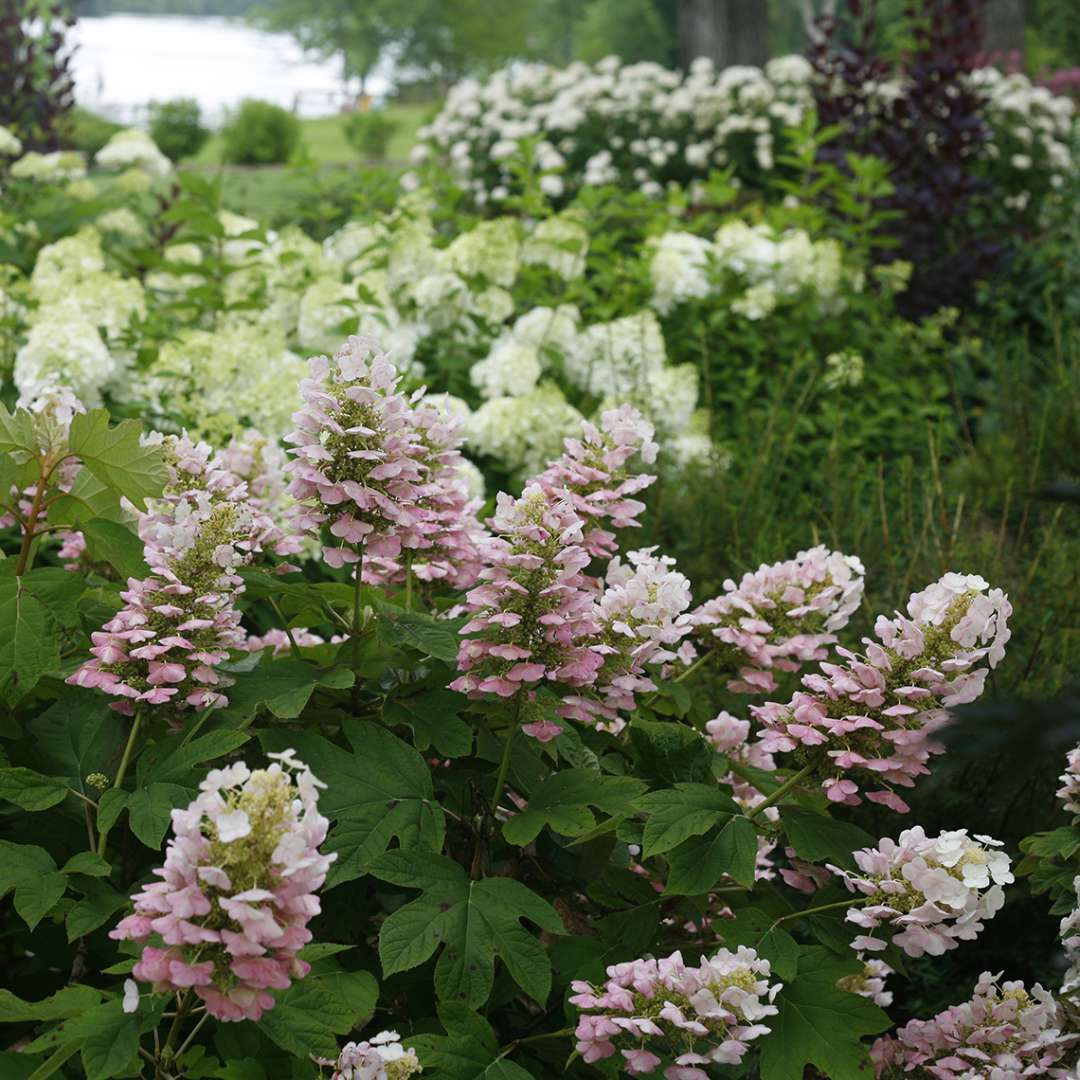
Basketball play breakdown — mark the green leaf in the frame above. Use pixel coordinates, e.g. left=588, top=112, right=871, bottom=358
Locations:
left=66, top=410, right=166, bottom=510
left=0, top=839, right=67, bottom=929
left=409, top=1003, right=536, bottom=1080
left=66, top=880, right=129, bottom=941
left=383, top=689, right=473, bottom=758
left=377, top=610, right=464, bottom=662
left=0, top=565, right=84, bottom=705
left=47, top=469, right=124, bottom=527
left=79, top=518, right=150, bottom=579
left=636, top=783, right=740, bottom=858
left=258, top=982, right=359, bottom=1058
left=0, top=767, right=69, bottom=810
left=629, top=717, right=713, bottom=784
left=759, top=947, right=891, bottom=1080
left=218, top=659, right=354, bottom=722
left=137, top=730, right=250, bottom=786
left=0, top=986, right=103, bottom=1023
left=0, top=402, right=37, bottom=456
left=81, top=1007, right=140, bottom=1080
left=503, top=770, right=646, bottom=846
left=259, top=720, right=445, bottom=887
left=372, top=851, right=564, bottom=1007
left=61, top=852, right=111, bottom=877
left=780, top=806, right=875, bottom=871
left=28, top=692, right=125, bottom=799
left=757, top=925, right=801, bottom=981
left=664, top=816, right=759, bottom=894
left=127, top=782, right=191, bottom=848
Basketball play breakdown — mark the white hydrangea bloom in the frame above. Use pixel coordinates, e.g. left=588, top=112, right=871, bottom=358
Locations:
left=521, top=213, right=589, bottom=279
left=14, top=318, right=117, bottom=406
left=649, top=230, right=714, bottom=314
left=470, top=338, right=543, bottom=399
left=0, top=124, right=23, bottom=157
left=10, top=150, right=87, bottom=182
left=446, top=218, right=520, bottom=287
left=567, top=311, right=667, bottom=399
left=95, top=129, right=172, bottom=178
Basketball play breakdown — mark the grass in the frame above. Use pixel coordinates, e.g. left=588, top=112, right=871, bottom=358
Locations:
left=191, top=102, right=433, bottom=168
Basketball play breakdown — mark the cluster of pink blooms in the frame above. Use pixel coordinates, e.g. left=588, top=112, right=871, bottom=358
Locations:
left=1056, top=746, right=1080, bottom=816
left=871, top=972, right=1071, bottom=1079
left=681, top=546, right=865, bottom=694
left=362, top=394, right=487, bottom=591
left=67, top=435, right=282, bottom=717
left=570, top=946, right=781, bottom=1078
left=286, top=337, right=431, bottom=568
left=450, top=484, right=602, bottom=740
left=111, top=749, right=334, bottom=1022
left=533, top=405, right=658, bottom=559
left=828, top=826, right=1013, bottom=958
left=1059, top=877, right=1080, bottom=1023
left=318, top=1031, right=422, bottom=1080
left=560, top=548, right=693, bottom=734
left=452, top=407, right=687, bottom=741
left=752, top=572, right=1012, bottom=812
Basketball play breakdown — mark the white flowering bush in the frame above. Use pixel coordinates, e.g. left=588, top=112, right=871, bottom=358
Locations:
left=411, top=54, right=1077, bottom=213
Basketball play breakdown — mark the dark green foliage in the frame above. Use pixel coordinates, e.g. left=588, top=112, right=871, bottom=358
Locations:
left=148, top=98, right=210, bottom=162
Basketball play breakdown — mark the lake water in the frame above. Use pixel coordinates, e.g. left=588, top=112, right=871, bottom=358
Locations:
left=70, top=14, right=390, bottom=123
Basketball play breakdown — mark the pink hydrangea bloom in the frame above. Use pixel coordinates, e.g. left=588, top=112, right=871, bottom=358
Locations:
left=285, top=336, right=428, bottom=569
left=683, top=546, right=865, bottom=694
left=533, top=404, right=658, bottom=559
left=450, top=484, right=602, bottom=740
left=753, top=572, right=1012, bottom=812
left=1057, top=745, right=1080, bottom=816
left=871, top=972, right=1070, bottom=1079
left=362, top=393, right=488, bottom=592
left=67, top=435, right=271, bottom=719
left=828, top=826, right=1013, bottom=958
left=1059, top=877, right=1080, bottom=1021
left=560, top=548, right=693, bottom=733
left=110, top=750, right=334, bottom=1022
left=318, top=1031, right=422, bottom=1080
left=570, top=946, right=780, bottom=1078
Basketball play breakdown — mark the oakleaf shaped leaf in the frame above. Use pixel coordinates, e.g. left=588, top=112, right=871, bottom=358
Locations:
left=664, top=815, right=759, bottom=894
left=259, top=720, right=445, bottom=887
left=0, top=839, right=67, bottom=930
left=635, top=783, right=740, bottom=858
left=758, top=946, right=891, bottom=1080
left=371, top=851, right=564, bottom=1007
left=67, top=409, right=166, bottom=511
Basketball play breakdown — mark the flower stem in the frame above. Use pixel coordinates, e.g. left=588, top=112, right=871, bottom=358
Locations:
left=96, top=711, right=143, bottom=856
left=490, top=701, right=523, bottom=814
left=744, top=762, right=817, bottom=821
left=769, top=896, right=865, bottom=930
left=14, top=460, right=47, bottom=576
left=640, top=650, right=714, bottom=709
left=172, top=1010, right=209, bottom=1061
left=351, top=543, right=366, bottom=668
left=268, top=598, right=302, bottom=661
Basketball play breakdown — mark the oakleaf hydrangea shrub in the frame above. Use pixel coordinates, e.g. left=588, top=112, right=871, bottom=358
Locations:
left=0, top=322, right=1076, bottom=1080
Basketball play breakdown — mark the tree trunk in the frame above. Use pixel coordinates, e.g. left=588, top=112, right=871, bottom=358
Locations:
left=980, top=0, right=1024, bottom=60
left=677, top=0, right=769, bottom=70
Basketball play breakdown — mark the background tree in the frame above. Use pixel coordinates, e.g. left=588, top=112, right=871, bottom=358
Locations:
left=574, top=0, right=675, bottom=64
left=676, top=0, right=769, bottom=67
left=979, top=0, right=1024, bottom=57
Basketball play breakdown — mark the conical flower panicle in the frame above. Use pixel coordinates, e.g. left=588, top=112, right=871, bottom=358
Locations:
left=752, top=572, right=1011, bottom=812
left=684, top=545, right=865, bottom=693
left=66, top=434, right=269, bottom=717
left=871, top=972, right=1071, bottom=1078
left=829, top=826, right=1013, bottom=957
left=533, top=404, right=658, bottom=559
left=560, top=548, right=693, bottom=734
left=450, top=484, right=602, bottom=740
left=111, top=751, right=334, bottom=1022
left=570, top=945, right=781, bottom=1077
left=285, top=335, right=427, bottom=568
left=362, top=394, right=488, bottom=591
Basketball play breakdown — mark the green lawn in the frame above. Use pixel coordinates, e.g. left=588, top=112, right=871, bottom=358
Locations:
left=192, top=103, right=433, bottom=167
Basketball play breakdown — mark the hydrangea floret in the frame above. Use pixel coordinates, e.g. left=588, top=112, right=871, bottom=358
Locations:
left=569, top=946, right=781, bottom=1078
left=753, top=573, right=1011, bottom=811
left=828, top=827, right=1013, bottom=958
left=111, top=750, right=333, bottom=1021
